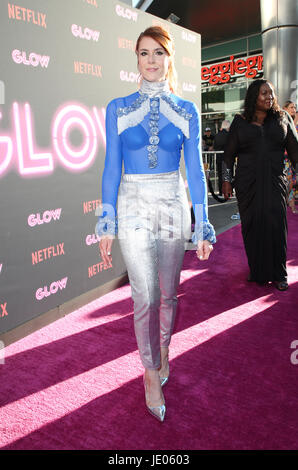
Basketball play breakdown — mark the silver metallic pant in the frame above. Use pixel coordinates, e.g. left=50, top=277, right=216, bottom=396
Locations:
left=118, top=171, right=191, bottom=369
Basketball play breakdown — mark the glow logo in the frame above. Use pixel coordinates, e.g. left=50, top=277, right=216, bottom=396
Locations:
left=115, top=4, right=138, bottom=22
left=12, top=49, right=50, bottom=68
left=182, top=82, right=197, bottom=93
left=35, top=277, right=68, bottom=300
left=120, top=70, right=139, bottom=83
left=0, top=102, right=106, bottom=178
left=86, top=233, right=101, bottom=245
left=71, top=24, right=100, bottom=41
left=28, top=208, right=62, bottom=227
left=182, top=31, right=196, bottom=43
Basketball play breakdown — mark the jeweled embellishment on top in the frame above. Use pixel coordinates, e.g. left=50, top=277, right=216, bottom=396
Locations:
left=161, top=95, right=193, bottom=121
left=147, top=97, right=160, bottom=168
left=116, top=92, right=194, bottom=164
left=159, top=96, right=193, bottom=138
left=116, top=93, right=148, bottom=117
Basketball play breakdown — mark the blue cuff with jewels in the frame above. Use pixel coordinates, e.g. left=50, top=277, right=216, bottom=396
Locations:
left=95, top=203, right=117, bottom=238
left=96, top=216, right=117, bottom=238
left=191, top=221, right=216, bottom=244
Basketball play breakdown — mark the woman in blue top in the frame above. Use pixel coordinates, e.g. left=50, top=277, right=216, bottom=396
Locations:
left=96, top=26, right=215, bottom=422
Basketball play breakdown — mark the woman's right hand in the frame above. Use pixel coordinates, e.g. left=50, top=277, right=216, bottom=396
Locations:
left=99, top=236, right=113, bottom=268
left=222, top=182, right=233, bottom=200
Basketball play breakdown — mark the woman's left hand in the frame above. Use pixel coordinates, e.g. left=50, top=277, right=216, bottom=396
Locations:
left=196, top=240, right=214, bottom=260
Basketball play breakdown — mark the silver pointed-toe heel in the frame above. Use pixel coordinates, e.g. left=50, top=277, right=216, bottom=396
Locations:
left=147, top=403, right=166, bottom=422
left=143, top=375, right=166, bottom=422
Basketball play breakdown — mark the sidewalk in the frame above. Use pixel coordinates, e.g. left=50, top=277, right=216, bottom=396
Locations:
left=186, top=194, right=240, bottom=250
left=208, top=194, right=240, bottom=235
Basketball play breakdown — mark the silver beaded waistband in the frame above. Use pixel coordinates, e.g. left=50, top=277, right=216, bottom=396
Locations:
left=122, top=170, right=180, bottom=183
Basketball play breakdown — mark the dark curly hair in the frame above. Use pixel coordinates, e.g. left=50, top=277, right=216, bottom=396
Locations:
left=243, top=79, right=283, bottom=122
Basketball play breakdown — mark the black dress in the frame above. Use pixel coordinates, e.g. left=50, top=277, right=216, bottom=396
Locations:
left=224, top=113, right=298, bottom=282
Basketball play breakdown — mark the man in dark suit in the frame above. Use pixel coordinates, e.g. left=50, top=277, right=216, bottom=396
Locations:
left=213, top=120, right=230, bottom=195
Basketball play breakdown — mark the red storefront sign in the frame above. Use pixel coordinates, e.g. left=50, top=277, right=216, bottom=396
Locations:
left=201, top=55, right=263, bottom=85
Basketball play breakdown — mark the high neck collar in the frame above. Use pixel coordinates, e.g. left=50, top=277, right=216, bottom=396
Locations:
left=139, top=78, right=171, bottom=98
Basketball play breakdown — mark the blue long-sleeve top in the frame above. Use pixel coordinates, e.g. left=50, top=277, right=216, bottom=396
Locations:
left=96, top=91, right=216, bottom=244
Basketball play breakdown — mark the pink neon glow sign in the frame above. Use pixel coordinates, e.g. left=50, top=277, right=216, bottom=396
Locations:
left=0, top=102, right=106, bottom=177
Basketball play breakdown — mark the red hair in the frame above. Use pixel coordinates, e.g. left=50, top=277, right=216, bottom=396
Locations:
left=135, top=26, right=177, bottom=94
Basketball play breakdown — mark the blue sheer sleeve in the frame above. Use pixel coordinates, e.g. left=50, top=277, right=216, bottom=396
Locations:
left=184, top=103, right=216, bottom=244
left=96, top=99, right=122, bottom=237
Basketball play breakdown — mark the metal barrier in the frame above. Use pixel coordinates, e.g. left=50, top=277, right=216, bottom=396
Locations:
left=202, top=150, right=224, bottom=194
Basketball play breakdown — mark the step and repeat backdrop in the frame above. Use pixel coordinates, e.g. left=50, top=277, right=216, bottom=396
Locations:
left=0, top=0, right=201, bottom=335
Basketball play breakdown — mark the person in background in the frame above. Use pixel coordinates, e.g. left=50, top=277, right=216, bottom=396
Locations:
left=283, top=100, right=296, bottom=121
left=294, top=111, right=298, bottom=130
left=202, top=127, right=215, bottom=183
left=222, top=79, right=298, bottom=291
left=202, top=127, right=214, bottom=151
left=96, top=26, right=215, bottom=422
left=283, top=101, right=297, bottom=214
left=213, top=120, right=230, bottom=195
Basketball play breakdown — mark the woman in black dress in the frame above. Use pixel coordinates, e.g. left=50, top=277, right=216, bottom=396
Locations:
left=222, top=79, right=298, bottom=290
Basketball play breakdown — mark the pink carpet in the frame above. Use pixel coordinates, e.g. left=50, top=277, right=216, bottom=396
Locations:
left=1, top=210, right=298, bottom=450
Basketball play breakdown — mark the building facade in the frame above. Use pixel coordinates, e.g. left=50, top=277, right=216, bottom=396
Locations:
left=201, top=33, right=263, bottom=134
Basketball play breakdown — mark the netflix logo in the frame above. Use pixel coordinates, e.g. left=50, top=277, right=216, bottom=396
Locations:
left=83, top=199, right=101, bottom=214
left=118, top=37, right=135, bottom=51
left=74, top=61, right=102, bottom=77
left=83, top=0, right=98, bottom=7
left=88, top=261, right=112, bottom=278
left=32, top=243, right=65, bottom=265
left=8, top=3, right=47, bottom=28
left=182, top=57, right=197, bottom=69
left=1, top=302, right=8, bottom=318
